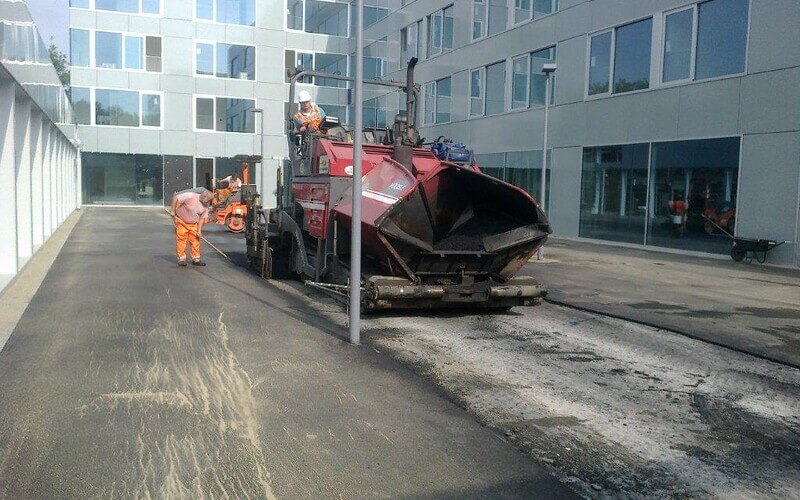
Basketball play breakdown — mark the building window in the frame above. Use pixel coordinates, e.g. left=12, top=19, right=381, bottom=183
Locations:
left=70, top=28, right=90, bottom=67
left=195, top=42, right=255, bottom=80
left=95, top=0, right=138, bottom=13
left=356, top=6, right=388, bottom=29
left=363, top=56, right=387, bottom=80
left=70, top=0, right=90, bottom=7
left=488, top=0, right=507, bottom=36
left=435, top=76, right=451, bottom=123
left=472, top=0, right=486, bottom=40
left=195, top=96, right=255, bottom=133
left=145, top=36, right=162, bottom=72
left=287, top=0, right=349, bottom=36
left=469, top=68, right=484, bottom=116
left=662, top=0, right=749, bottom=84
left=400, top=21, right=420, bottom=66
left=71, top=87, right=91, bottom=125
left=580, top=138, right=740, bottom=254
left=424, top=82, right=435, bottom=124
left=74, top=0, right=161, bottom=14
left=427, top=5, right=453, bottom=58
left=530, top=46, right=556, bottom=106
left=95, top=31, right=122, bottom=69
left=284, top=50, right=348, bottom=88
left=82, top=153, right=163, bottom=206
left=511, top=56, right=529, bottom=109
left=80, top=88, right=161, bottom=127
left=485, top=61, right=505, bottom=115
left=196, top=0, right=255, bottom=26
left=475, top=151, right=551, bottom=211
left=515, top=0, right=557, bottom=25
left=124, top=36, right=143, bottom=70
left=588, top=17, right=652, bottom=96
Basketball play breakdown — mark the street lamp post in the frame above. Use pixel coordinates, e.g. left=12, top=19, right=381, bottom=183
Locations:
left=349, top=0, right=364, bottom=344
left=537, top=62, right=556, bottom=261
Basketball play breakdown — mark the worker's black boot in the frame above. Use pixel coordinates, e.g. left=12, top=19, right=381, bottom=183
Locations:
left=191, top=260, right=206, bottom=266
left=178, top=260, right=187, bottom=267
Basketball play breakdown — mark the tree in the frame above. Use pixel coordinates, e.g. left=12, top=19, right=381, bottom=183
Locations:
left=48, top=36, right=70, bottom=88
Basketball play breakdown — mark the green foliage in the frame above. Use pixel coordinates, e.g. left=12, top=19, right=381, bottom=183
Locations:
left=47, top=36, right=70, bottom=88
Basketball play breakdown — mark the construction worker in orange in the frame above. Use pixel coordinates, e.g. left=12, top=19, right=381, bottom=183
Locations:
left=293, top=90, right=326, bottom=133
left=171, top=189, right=214, bottom=267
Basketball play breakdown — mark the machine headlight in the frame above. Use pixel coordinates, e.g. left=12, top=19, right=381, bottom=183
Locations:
left=318, top=155, right=330, bottom=174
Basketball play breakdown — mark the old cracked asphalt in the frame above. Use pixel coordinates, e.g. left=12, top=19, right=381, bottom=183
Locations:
left=0, top=207, right=574, bottom=499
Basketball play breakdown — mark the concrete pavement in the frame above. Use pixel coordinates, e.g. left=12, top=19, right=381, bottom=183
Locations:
left=526, top=239, right=800, bottom=367
left=0, top=207, right=573, bottom=499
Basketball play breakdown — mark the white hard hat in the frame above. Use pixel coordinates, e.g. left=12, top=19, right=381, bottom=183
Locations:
left=297, top=90, right=312, bottom=103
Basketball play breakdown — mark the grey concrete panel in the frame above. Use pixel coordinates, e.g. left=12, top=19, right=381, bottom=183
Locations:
left=255, top=82, right=287, bottom=100
left=224, top=25, right=256, bottom=45
left=285, top=32, right=315, bottom=52
left=94, top=70, right=129, bottom=89
left=737, top=132, right=800, bottom=265
left=195, top=78, right=227, bottom=96
left=164, top=0, right=190, bottom=20
left=255, top=29, right=287, bottom=49
left=93, top=12, right=129, bottom=32
left=162, top=37, right=193, bottom=76
left=76, top=126, right=98, bottom=151
left=583, top=95, right=635, bottom=146
left=161, top=19, right=195, bottom=39
left=128, top=72, right=162, bottom=92
left=70, top=69, right=97, bottom=87
left=747, top=0, right=800, bottom=74
left=160, top=130, right=197, bottom=156
left=129, top=129, right=162, bottom=154
left=69, top=9, right=96, bottom=29
left=626, top=87, right=680, bottom=144
left=224, top=79, right=256, bottom=97
left=160, top=75, right=195, bottom=94
left=256, top=46, right=286, bottom=84
left=128, top=15, right=161, bottom=35
left=314, top=36, right=351, bottom=55
left=550, top=102, right=586, bottom=149
left=677, top=77, right=741, bottom=139
left=739, top=67, right=800, bottom=135
left=548, top=146, right=582, bottom=237
left=163, top=92, right=193, bottom=131
left=554, top=36, right=588, bottom=105
left=194, top=132, right=226, bottom=157
left=94, top=127, right=131, bottom=153
left=224, top=134, right=258, bottom=157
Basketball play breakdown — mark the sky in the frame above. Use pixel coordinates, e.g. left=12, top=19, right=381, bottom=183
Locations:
left=26, top=0, right=70, bottom=55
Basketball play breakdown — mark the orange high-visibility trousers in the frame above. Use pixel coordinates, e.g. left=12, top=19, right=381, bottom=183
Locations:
left=176, top=220, right=201, bottom=261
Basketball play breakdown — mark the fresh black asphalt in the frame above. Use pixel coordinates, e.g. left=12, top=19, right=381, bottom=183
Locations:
left=0, top=207, right=574, bottom=499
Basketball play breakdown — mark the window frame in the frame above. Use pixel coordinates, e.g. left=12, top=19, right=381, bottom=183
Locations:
left=194, top=0, right=257, bottom=27
left=585, top=16, right=653, bottom=98
left=400, top=21, right=421, bottom=66
left=75, top=87, right=163, bottom=129
left=510, top=54, right=530, bottom=110
left=193, top=40, right=257, bottom=81
left=70, top=27, right=161, bottom=73
left=469, top=67, right=486, bottom=118
left=472, top=0, right=488, bottom=41
left=483, top=59, right=508, bottom=116
left=286, top=49, right=350, bottom=88
left=284, top=0, right=350, bottom=37
left=193, top=94, right=257, bottom=134
left=426, top=4, right=454, bottom=58
left=434, top=76, right=452, bottom=124
left=68, top=0, right=163, bottom=16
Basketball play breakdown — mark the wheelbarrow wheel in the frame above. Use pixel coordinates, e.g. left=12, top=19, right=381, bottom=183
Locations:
left=730, top=247, right=746, bottom=262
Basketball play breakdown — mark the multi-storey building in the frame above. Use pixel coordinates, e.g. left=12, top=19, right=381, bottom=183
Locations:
left=70, top=0, right=800, bottom=267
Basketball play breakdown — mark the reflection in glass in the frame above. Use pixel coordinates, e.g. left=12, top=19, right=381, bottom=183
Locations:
left=533, top=0, right=555, bottom=18
left=485, top=61, right=505, bottom=116
left=506, top=150, right=551, bottom=211
left=95, top=31, right=122, bottom=69
left=530, top=46, right=556, bottom=106
left=70, top=0, right=89, bottom=7
left=70, top=29, right=90, bottom=67
left=443, top=6, right=454, bottom=50
left=424, top=82, right=435, bottom=124
left=696, top=0, right=748, bottom=80
left=196, top=98, right=214, bottom=130
left=305, top=0, right=348, bottom=36
left=82, top=153, right=163, bottom=205
left=515, top=0, right=531, bottom=25
left=71, top=87, right=91, bottom=125
left=488, top=0, right=507, bottom=36
left=435, top=77, right=451, bottom=124
left=580, top=144, right=649, bottom=244
left=429, top=11, right=442, bottom=56
left=215, top=0, right=255, bottom=26
left=125, top=36, right=143, bottom=70
left=196, top=43, right=213, bottom=75
left=613, top=18, right=652, bottom=93
left=287, top=0, right=303, bottom=30
left=95, top=89, right=139, bottom=126
left=511, top=56, right=529, bottom=109
left=216, top=43, right=255, bottom=80
left=215, top=97, right=255, bottom=133
left=473, top=0, right=486, bottom=39
left=314, top=53, right=347, bottom=88
left=588, top=32, right=611, bottom=95
left=142, top=94, right=160, bottom=127
left=142, top=0, right=160, bottom=14
left=196, top=0, right=213, bottom=19
left=470, top=69, right=483, bottom=116
left=95, top=0, right=138, bottom=13
left=646, top=138, right=740, bottom=254
left=663, top=8, right=692, bottom=82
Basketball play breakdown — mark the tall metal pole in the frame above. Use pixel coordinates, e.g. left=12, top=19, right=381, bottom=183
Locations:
left=537, top=73, right=551, bottom=261
left=349, top=0, right=364, bottom=344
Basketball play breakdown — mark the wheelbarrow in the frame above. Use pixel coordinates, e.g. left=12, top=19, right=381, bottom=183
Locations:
left=701, top=214, right=789, bottom=263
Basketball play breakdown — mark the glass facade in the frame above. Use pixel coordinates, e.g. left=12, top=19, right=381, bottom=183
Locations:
left=588, top=32, right=611, bottom=95
left=435, top=77, right=451, bottom=124
left=95, top=31, right=122, bottom=69
left=613, top=18, right=652, bottom=93
left=70, top=29, right=89, bottom=67
left=315, top=53, right=348, bottom=88
left=580, top=144, right=649, bottom=244
left=95, top=0, right=138, bottom=13
left=579, top=138, right=740, bottom=254
left=485, top=61, right=505, bottom=115
left=198, top=0, right=255, bottom=26
left=216, top=43, right=255, bottom=80
left=695, top=0, right=748, bottom=80
left=662, top=8, right=693, bottom=83
left=530, top=46, right=556, bottom=106
left=95, top=89, right=139, bottom=126
left=475, top=151, right=551, bottom=211
left=82, top=153, right=163, bottom=205
left=72, top=87, right=91, bottom=125
left=303, top=0, right=348, bottom=36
